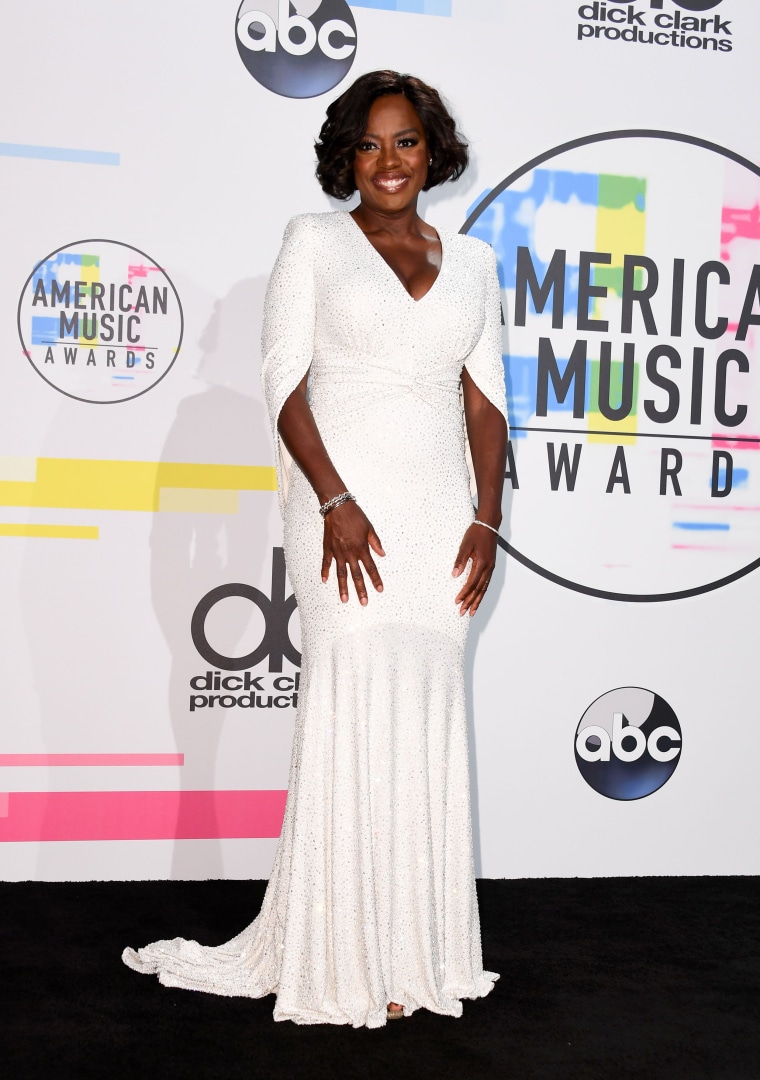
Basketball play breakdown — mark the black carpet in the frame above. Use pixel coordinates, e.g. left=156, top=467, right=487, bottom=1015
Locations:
left=2, top=877, right=758, bottom=1079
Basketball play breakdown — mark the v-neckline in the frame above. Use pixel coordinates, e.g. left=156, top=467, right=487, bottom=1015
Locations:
left=345, top=211, right=445, bottom=304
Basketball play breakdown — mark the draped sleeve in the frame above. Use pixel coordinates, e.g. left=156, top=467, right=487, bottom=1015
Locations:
left=261, top=214, right=317, bottom=513
left=461, top=242, right=509, bottom=497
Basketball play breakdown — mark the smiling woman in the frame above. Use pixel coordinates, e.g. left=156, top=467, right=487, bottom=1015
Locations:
left=123, top=70, right=509, bottom=1028
left=315, top=69, right=468, bottom=200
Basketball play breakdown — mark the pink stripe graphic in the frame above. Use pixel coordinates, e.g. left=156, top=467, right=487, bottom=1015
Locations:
left=0, top=754, right=184, bottom=767
left=671, top=543, right=729, bottom=552
left=677, top=505, right=760, bottom=513
left=0, top=790, right=287, bottom=842
left=712, top=432, right=760, bottom=451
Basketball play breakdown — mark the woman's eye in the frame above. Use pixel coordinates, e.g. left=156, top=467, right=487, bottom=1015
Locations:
left=398, top=138, right=418, bottom=148
left=357, top=141, right=377, bottom=152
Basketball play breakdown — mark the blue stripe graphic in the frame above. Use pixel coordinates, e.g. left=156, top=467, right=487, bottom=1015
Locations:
left=673, top=522, right=730, bottom=532
left=0, top=143, right=120, bottom=166
left=350, top=0, right=452, bottom=14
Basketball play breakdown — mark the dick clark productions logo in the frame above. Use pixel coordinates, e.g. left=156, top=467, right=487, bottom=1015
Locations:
left=189, top=549, right=301, bottom=713
left=577, top=0, right=733, bottom=53
left=575, top=687, right=682, bottom=800
left=191, top=549, right=300, bottom=674
left=236, top=0, right=357, bottom=99
left=18, top=239, right=183, bottom=404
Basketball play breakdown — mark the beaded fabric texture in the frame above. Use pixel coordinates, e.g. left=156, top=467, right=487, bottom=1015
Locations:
left=122, top=211, right=508, bottom=1027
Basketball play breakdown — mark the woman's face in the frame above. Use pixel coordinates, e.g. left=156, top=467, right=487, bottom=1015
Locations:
left=353, top=94, right=430, bottom=215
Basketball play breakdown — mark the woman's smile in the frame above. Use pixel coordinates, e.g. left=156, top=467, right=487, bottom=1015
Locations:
left=372, top=172, right=410, bottom=194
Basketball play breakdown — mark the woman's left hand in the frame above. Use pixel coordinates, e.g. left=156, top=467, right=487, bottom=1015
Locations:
left=452, top=522, right=498, bottom=616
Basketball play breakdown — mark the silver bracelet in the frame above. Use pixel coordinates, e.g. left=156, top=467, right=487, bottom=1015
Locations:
left=319, top=491, right=356, bottom=517
left=473, top=518, right=500, bottom=537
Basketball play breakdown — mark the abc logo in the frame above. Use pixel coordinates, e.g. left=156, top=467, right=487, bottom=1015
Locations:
left=236, top=0, right=357, bottom=99
left=574, top=687, right=682, bottom=800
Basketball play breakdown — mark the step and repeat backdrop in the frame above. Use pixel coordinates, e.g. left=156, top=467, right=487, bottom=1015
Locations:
left=2, top=0, right=758, bottom=880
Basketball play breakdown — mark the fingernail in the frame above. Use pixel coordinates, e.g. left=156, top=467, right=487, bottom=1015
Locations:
left=360, top=597, right=368, bottom=606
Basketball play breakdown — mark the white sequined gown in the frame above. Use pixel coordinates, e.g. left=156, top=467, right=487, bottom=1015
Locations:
left=123, top=211, right=508, bottom=1027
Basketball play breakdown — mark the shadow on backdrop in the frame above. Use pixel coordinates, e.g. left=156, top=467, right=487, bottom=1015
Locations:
left=149, top=277, right=274, bottom=878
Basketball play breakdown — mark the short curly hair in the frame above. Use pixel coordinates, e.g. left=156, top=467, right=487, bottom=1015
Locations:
left=315, top=70, right=469, bottom=201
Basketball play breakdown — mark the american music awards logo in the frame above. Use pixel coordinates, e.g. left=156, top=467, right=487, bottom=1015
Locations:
left=18, top=239, right=183, bottom=404
left=464, top=131, right=760, bottom=601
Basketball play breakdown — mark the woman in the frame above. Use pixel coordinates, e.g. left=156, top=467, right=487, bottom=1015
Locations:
left=123, top=70, right=508, bottom=1028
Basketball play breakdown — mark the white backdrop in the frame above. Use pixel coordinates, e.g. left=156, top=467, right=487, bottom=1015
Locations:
left=1, top=0, right=758, bottom=881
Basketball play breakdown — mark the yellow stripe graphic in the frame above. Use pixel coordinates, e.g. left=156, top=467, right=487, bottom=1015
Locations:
left=0, top=458, right=276, bottom=512
left=158, top=488, right=239, bottom=513
left=0, top=457, right=36, bottom=482
left=0, top=524, right=99, bottom=539
left=589, top=174, right=646, bottom=445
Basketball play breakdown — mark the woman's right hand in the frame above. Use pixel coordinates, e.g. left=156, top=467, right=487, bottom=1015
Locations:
left=276, top=381, right=384, bottom=603
left=321, top=501, right=385, bottom=605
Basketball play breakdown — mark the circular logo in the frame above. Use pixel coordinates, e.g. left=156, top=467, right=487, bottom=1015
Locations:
left=574, top=687, right=682, bottom=800
left=235, top=0, right=357, bottom=99
left=191, top=551, right=300, bottom=672
left=671, top=1, right=723, bottom=9
left=607, top=0, right=723, bottom=9
left=18, top=239, right=183, bottom=404
left=463, top=131, right=760, bottom=601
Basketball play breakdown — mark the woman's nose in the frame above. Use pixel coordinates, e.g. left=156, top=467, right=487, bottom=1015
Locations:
left=377, top=141, right=401, bottom=169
